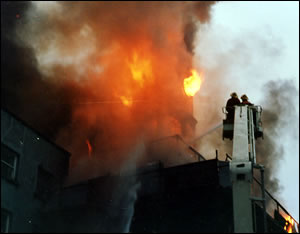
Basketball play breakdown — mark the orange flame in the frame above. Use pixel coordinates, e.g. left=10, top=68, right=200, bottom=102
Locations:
left=127, top=51, right=153, bottom=87
left=120, top=96, right=133, bottom=107
left=183, top=69, right=202, bottom=97
left=86, top=139, right=92, bottom=158
left=284, top=215, right=295, bottom=233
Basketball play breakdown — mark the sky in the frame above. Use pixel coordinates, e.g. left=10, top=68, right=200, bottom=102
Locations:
left=193, top=1, right=299, bottom=222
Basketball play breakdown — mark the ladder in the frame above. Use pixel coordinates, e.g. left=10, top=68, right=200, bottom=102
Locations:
left=229, top=105, right=266, bottom=233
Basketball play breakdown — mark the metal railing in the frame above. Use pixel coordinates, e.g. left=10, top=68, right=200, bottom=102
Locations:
left=252, top=177, right=299, bottom=233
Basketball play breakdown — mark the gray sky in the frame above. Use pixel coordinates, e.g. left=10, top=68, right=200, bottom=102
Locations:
left=194, top=1, right=299, bottom=222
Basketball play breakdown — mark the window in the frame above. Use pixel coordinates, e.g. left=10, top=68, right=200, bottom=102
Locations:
left=34, top=166, right=56, bottom=202
left=1, top=209, right=11, bottom=233
left=1, top=144, right=18, bottom=182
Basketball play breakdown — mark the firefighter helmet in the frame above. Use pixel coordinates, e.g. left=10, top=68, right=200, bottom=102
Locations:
left=230, top=92, right=238, bottom=98
left=241, top=94, right=248, bottom=101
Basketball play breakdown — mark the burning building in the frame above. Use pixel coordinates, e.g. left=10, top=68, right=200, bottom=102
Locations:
left=2, top=107, right=299, bottom=233
left=1, top=2, right=212, bottom=183
left=1, top=1, right=299, bottom=233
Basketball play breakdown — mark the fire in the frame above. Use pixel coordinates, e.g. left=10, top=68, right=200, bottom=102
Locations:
left=183, top=69, right=202, bottom=97
left=284, top=215, right=295, bottom=233
left=128, top=52, right=153, bottom=87
left=120, top=96, right=133, bottom=107
left=118, top=51, right=152, bottom=107
left=86, top=139, right=92, bottom=158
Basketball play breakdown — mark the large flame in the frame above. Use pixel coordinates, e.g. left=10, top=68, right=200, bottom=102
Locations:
left=284, top=215, right=295, bottom=233
left=183, top=69, right=202, bottom=97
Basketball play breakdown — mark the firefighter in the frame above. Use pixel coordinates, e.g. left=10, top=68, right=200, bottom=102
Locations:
left=226, top=92, right=240, bottom=120
left=240, top=94, right=253, bottom=106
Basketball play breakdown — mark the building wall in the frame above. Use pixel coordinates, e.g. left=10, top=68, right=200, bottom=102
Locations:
left=1, top=108, right=292, bottom=233
left=131, top=159, right=234, bottom=233
left=1, top=109, right=70, bottom=232
left=38, top=160, right=233, bottom=233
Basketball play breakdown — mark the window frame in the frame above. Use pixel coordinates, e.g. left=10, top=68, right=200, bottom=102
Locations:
left=1, top=209, right=12, bottom=233
left=34, top=165, right=56, bottom=202
left=1, top=143, right=19, bottom=183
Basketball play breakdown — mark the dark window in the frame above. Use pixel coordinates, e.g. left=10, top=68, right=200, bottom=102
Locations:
left=1, top=209, right=11, bottom=233
left=1, top=144, right=19, bottom=182
left=237, top=173, right=246, bottom=181
left=34, top=166, right=56, bottom=202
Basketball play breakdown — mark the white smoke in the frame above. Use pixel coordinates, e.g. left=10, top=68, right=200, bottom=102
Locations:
left=107, top=141, right=144, bottom=232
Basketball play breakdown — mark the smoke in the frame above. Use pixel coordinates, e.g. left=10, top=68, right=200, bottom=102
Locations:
left=103, top=142, right=143, bottom=233
left=1, top=2, right=76, bottom=139
left=183, top=1, right=217, bottom=54
left=4, top=2, right=296, bottom=197
left=1, top=1, right=217, bottom=183
left=2, top=2, right=298, bottom=222
left=256, top=79, right=299, bottom=194
left=191, top=14, right=299, bottom=200
left=194, top=93, right=233, bottom=159
left=194, top=78, right=299, bottom=198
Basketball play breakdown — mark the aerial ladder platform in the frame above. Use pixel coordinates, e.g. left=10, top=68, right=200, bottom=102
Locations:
left=223, top=105, right=265, bottom=233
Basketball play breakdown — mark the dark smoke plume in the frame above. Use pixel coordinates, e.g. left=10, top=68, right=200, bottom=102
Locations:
left=1, top=1, right=76, bottom=139
left=195, top=79, right=299, bottom=197
left=256, top=79, right=299, bottom=195
left=183, top=1, right=216, bottom=54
